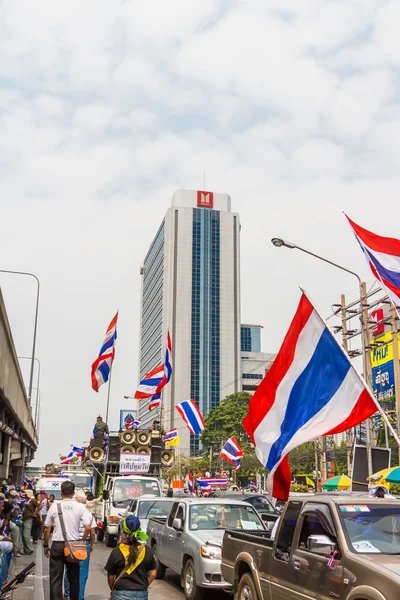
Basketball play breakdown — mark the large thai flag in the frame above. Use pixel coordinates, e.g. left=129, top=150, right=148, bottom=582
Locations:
left=135, top=365, right=165, bottom=399
left=346, top=215, right=400, bottom=303
left=220, top=437, right=244, bottom=470
left=243, top=292, right=378, bottom=501
left=176, top=400, right=205, bottom=434
left=91, top=312, right=118, bottom=392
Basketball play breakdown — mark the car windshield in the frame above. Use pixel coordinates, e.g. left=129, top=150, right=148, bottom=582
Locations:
left=113, top=479, right=161, bottom=507
left=137, top=500, right=172, bottom=519
left=246, top=496, right=275, bottom=512
left=340, top=504, right=400, bottom=554
left=189, top=504, right=265, bottom=531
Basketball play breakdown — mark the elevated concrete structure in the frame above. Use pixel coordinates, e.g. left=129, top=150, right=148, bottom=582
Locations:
left=0, top=289, right=38, bottom=481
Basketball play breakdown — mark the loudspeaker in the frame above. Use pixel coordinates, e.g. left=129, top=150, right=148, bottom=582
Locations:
left=136, top=445, right=151, bottom=454
left=108, top=436, right=121, bottom=462
left=121, top=445, right=135, bottom=453
left=89, top=447, right=105, bottom=462
left=151, top=445, right=162, bottom=464
left=120, top=430, right=136, bottom=445
left=90, top=439, right=104, bottom=449
left=161, top=449, right=175, bottom=466
left=136, top=431, right=151, bottom=446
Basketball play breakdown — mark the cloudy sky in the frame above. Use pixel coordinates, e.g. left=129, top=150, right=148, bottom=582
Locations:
left=0, top=0, right=398, bottom=464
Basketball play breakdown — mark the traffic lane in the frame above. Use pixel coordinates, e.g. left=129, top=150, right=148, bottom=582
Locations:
left=13, top=540, right=228, bottom=600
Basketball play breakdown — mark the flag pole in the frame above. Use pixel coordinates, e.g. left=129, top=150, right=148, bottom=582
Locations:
left=105, top=364, right=113, bottom=426
left=300, top=287, right=400, bottom=449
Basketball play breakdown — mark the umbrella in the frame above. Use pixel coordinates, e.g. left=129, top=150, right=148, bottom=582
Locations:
left=321, top=475, right=351, bottom=491
left=373, top=466, right=400, bottom=484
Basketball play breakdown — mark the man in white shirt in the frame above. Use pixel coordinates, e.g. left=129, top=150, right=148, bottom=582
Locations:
left=43, top=481, right=92, bottom=600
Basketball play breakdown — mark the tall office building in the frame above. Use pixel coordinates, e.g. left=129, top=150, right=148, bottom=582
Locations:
left=240, top=324, right=275, bottom=393
left=138, top=189, right=241, bottom=454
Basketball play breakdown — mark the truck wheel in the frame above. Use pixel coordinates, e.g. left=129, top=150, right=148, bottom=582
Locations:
left=183, top=559, right=204, bottom=600
left=237, top=573, right=258, bottom=600
left=105, top=532, right=117, bottom=547
left=152, top=543, right=166, bottom=579
left=96, top=526, right=104, bottom=542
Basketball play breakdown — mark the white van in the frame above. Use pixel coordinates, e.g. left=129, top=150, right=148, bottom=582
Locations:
left=35, top=476, right=72, bottom=500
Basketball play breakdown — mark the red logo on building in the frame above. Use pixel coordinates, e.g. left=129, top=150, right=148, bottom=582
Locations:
left=371, top=308, right=384, bottom=337
left=197, top=191, right=213, bottom=208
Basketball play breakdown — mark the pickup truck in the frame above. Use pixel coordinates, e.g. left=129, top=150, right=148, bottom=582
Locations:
left=94, top=474, right=161, bottom=547
left=147, top=497, right=266, bottom=600
left=221, top=495, right=400, bottom=600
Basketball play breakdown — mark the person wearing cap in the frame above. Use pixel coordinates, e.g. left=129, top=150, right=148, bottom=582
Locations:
left=22, top=489, right=40, bottom=554
left=93, top=416, right=109, bottom=441
left=105, top=515, right=156, bottom=599
left=63, top=489, right=96, bottom=600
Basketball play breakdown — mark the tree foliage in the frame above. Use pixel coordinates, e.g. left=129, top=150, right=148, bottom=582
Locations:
left=200, top=392, right=252, bottom=448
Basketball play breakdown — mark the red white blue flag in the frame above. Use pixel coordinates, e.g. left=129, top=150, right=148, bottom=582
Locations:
left=72, top=446, right=84, bottom=458
left=135, top=365, right=165, bottom=400
left=187, top=474, right=196, bottom=497
left=60, top=451, right=74, bottom=465
left=220, top=437, right=243, bottom=470
left=176, top=400, right=205, bottom=435
left=196, top=478, right=213, bottom=493
left=244, top=291, right=378, bottom=501
left=163, top=428, right=178, bottom=443
left=346, top=215, right=400, bottom=303
left=148, top=393, right=161, bottom=411
left=91, top=312, right=118, bottom=392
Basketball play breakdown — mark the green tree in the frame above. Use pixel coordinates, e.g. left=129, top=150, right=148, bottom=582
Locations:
left=200, top=392, right=252, bottom=448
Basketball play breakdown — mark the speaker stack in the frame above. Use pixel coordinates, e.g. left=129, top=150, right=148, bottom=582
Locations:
left=108, top=435, right=121, bottom=462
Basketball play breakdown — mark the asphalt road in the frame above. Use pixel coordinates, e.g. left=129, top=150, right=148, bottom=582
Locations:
left=12, top=541, right=228, bottom=600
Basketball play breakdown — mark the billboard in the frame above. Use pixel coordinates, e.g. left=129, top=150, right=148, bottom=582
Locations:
left=351, top=446, right=391, bottom=492
left=370, top=332, right=398, bottom=409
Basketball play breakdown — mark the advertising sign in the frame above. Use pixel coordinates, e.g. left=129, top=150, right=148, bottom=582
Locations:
left=197, top=190, right=214, bottom=208
left=120, top=409, right=137, bottom=430
left=120, top=452, right=150, bottom=475
left=372, top=361, right=395, bottom=403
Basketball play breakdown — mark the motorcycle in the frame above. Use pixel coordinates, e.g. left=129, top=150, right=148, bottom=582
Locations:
left=0, top=562, right=35, bottom=599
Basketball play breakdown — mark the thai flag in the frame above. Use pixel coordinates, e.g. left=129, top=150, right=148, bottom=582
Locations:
left=250, top=481, right=258, bottom=491
left=163, top=428, right=178, bottom=443
left=72, top=446, right=84, bottom=458
left=164, top=330, right=173, bottom=385
left=198, top=478, right=228, bottom=488
left=176, top=400, right=205, bottom=434
left=187, top=474, right=196, bottom=497
left=148, top=393, right=161, bottom=411
left=243, top=291, right=378, bottom=501
left=196, top=479, right=213, bottom=493
left=91, top=312, right=118, bottom=392
left=220, top=437, right=243, bottom=470
left=346, top=215, right=400, bottom=303
left=135, top=365, right=165, bottom=399
left=61, top=451, right=74, bottom=465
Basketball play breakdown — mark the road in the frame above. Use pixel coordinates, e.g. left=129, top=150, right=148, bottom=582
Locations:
left=13, top=541, right=227, bottom=600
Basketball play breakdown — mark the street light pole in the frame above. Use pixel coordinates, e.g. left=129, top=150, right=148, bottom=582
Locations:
left=19, top=356, right=40, bottom=423
left=0, top=270, right=40, bottom=406
left=271, top=238, right=374, bottom=476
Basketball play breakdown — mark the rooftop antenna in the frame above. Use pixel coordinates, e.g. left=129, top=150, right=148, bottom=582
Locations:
left=203, top=169, right=206, bottom=190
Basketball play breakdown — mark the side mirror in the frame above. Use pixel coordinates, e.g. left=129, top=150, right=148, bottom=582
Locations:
left=307, top=534, right=336, bottom=556
left=102, top=490, right=109, bottom=501
left=173, top=518, right=183, bottom=531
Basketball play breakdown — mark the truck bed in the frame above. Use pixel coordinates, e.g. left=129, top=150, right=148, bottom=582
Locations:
left=224, top=529, right=273, bottom=545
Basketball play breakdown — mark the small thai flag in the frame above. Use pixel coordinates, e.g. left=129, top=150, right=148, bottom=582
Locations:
left=250, top=481, right=258, bottom=491
left=198, top=478, right=227, bottom=488
left=163, top=428, right=178, bottom=443
left=176, top=400, right=205, bottom=435
left=196, top=479, right=213, bottom=493
left=132, top=419, right=141, bottom=429
left=61, top=451, right=74, bottom=465
left=91, top=312, right=118, bottom=392
left=72, top=446, right=84, bottom=458
left=220, top=437, right=244, bottom=470
left=148, top=394, right=161, bottom=411
left=187, top=474, right=196, bottom=497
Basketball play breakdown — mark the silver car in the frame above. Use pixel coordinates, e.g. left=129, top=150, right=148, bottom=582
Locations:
left=147, top=497, right=266, bottom=600
left=118, top=497, right=176, bottom=538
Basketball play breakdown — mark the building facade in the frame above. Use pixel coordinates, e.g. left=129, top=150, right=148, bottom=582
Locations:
left=138, top=190, right=241, bottom=454
left=240, top=324, right=275, bottom=393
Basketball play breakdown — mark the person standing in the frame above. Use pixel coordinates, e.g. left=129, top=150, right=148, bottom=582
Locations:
left=63, top=490, right=96, bottom=600
left=22, top=489, right=40, bottom=555
left=105, top=515, right=156, bottom=600
left=43, top=481, right=91, bottom=600
left=32, top=492, right=43, bottom=543
left=93, top=416, right=109, bottom=441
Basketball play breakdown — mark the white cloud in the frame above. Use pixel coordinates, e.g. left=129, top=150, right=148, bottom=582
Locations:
left=0, top=0, right=399, bottom=464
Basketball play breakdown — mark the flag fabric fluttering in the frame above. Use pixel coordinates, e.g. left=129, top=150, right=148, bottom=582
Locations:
left=135, top=365, right=165, bottom=400
left=148, top=393, right=161, bottom=411
left=243, top=291, right=378, bottom=501
left=164, top=330, right=173, bottom=385
left=196, top=479, right=213, bottom=494
left=163, top=429, right=178, bottom=443
left=346, top=215, right=400, bottom=304
left=250, top=481, right=258, bottom=491
left=72, top=446, right=84, bottom=458
left=91, top=312, right=118, bottom=392
left=197, top=477, right=227, bottom=488
left=132, top=419, right=141, bottom=429
left=60, top=452, right=74, bottom=465
left=187, top=474, right=196, bottom=497
left=176, top=400, right=205, bottom=435
left=220, top=437, right=244, bottom=470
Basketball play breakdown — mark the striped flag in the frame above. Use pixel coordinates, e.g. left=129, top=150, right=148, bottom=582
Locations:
left=164, top=330, right=173, bottom=385
left=197, top=477, right=228, bottom=488
left=148, top=393, right=161, bottom=411
left=163, top=428, right=178, bottom=443
left=346, top=215, right=400, bottom=303
left=135, top=365, right=165, bottom=400
left=220, top=437, right=244, bottom=470
left=196, top=478, right=213, bottom=493
left=72, top=446, right=84, bottom=458
left=243, top=291, right=378, bottom=501
left=60, top=451, right=74, bottom=465
left=187, top=474, right=196, bottom=497
left=91, top=312, right=118, bottom=392
left=176, top=400, right=205, bottom=435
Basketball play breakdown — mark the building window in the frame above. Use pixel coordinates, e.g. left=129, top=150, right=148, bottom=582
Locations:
left=242, top=373, right=263, bottom=380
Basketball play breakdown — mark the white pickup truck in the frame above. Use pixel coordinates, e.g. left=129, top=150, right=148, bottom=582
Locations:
left=94, top=475, right=162, bottom=547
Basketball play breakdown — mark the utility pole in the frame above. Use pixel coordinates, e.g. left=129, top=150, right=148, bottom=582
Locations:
left=390, top=304, right=400, bottom=457
left=341, top=294, right=353, bottom=474
left=314, top=441, right=319, bottom=493
left=361, top=282, right=374, bottom=476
